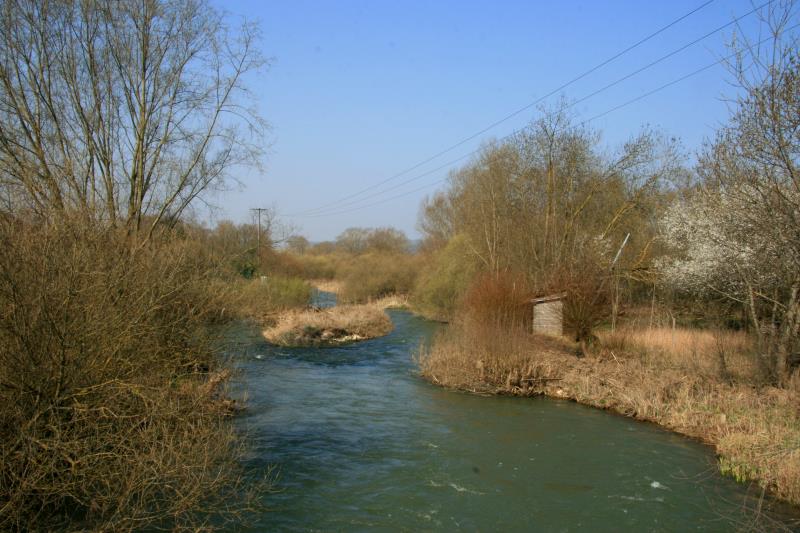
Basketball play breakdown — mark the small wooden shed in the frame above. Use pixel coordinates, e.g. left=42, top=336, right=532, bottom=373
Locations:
left=530, top=293, right=566, bottom=336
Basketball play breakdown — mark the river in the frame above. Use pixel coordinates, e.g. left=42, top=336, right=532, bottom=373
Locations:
left=230, top=291, right=797, bottom=531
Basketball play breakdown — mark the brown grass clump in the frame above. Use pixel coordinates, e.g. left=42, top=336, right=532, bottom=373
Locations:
left=417, top=323, right=573, bottom=394
left=418, top=322, right=800, bottom=507
left=371, top=294, right=410, bottom=309
left=263, top=303, right=393, bottom=346
left=310, top=279, right=344, bottom=294
left=599, top=327, right=759, bottom=382
left=0, top=219, right=258, bottom=532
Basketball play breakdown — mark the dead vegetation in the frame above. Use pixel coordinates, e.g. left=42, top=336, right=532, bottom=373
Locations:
left=263, top=303, right=393, bottom=346
left=0, top=219, right=261, bottom=532
left=310, top=279, right=344, bottom=294
left=417, top=323, right=800, bottom=507
left=600, top=327, right=760, bottom=382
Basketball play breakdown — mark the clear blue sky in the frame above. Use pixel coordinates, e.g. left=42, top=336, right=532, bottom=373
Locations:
left=212, top=0, right=768, bottom=241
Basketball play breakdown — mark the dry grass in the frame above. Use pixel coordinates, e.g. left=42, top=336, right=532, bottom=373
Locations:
left=599, top=327, right=761, bottom=383
left=313, top=284, right=409, bottom=309
left=418, top=323, right=800, bottom=508
left=310, top=279, right=344, bottom=294
left=263, top=303, right=393, bottom=346
left=371, top=293, right=410, bottom=309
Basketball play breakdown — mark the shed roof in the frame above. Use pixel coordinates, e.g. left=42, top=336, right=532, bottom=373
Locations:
left=530, top=292, right=567, bottom=304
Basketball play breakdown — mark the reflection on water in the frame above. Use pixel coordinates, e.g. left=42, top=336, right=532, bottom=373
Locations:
left=228, top=293, right=798, bottom=531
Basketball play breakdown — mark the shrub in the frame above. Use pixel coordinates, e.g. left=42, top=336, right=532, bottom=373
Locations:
left=0, top=218, right=254, bottom=532
left=337, top=253, right=419, bottom=303
left=461, top=271, right=532, bottom=332
left=411, top=235, right=478, bottom=321
left=230, top=276, right=311, bottom=319
left=290, top=253, right=341, bottom=280
left=260, top=249, right=307, bottom=278
left=547, top=252, right=611, bottom=344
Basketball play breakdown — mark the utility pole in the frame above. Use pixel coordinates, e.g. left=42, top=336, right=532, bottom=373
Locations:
left=610, top=233, right=630, bottom=332
left=610, top=233, right=630, bottom=269
left=251, top=207, right=269, bottom=271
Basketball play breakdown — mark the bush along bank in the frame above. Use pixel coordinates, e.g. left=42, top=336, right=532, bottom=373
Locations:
left=0, top=220, right=262, bottom=531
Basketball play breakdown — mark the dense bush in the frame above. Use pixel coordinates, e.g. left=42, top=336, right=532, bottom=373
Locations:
left=0, top=219, right=254, bottom=532
left=230, top=276, right=312, bottom=319
left=460, top=271, right=532, bottom=332
left=554, top=251, right=613, bottom=344
left=337, top=253, right=420, bottom=303
left=411, top=235, right=478, bottom=320
left=289, top=253, right=341, bottom=280
left=259, top=249, right=308, bottom=278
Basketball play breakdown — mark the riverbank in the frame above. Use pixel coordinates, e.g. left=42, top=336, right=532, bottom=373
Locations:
left=417, top=327, right=800, bottom=508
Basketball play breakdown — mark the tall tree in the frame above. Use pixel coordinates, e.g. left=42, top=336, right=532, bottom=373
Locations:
left=0, top=0, right=267, bottom=236
left=419, top=103, right=680, bottom=287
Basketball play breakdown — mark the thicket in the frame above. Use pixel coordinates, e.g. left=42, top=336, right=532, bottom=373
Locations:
left=658, top=13, right=800, bottom=384
left=0, top=0, right=279, bottom=529
left=411, top=235, right=478, bottom=320
left=412, top=100, right=678, bottom=339
left=281, top=226, right=421, bottom=303
left=337, top=253, right=420, bottom=303
left=0, top=218, right=260, bottom=531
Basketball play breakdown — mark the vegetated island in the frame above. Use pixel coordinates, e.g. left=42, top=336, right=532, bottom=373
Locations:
left=261, top=281, right=407, bottom=346
left=263, top=303, right=393, bottom=346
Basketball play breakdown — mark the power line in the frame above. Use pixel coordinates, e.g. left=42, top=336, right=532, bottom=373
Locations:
left=290, top=22, right=798, bottom=219
left=290, top=0, right=771, bottom=217
left=286, top=0, right=716, bottom=217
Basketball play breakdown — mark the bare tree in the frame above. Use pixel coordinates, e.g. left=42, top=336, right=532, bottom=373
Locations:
left=286, top=235, right=310, bottom=255
left=336, top=227, right=371, bottom=254
left=365, top=227, right=410, bottom=254
left=0, top=0, right=267, bottom=237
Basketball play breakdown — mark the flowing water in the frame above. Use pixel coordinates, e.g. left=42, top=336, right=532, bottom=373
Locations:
left=230, top=291, right=797, bottom=531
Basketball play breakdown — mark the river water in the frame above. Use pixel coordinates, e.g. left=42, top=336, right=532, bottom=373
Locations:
left=230, top=291, right=797, bottom=531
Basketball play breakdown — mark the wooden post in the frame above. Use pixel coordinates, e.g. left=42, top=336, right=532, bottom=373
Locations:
left=610, top=233, right=630, bottom=332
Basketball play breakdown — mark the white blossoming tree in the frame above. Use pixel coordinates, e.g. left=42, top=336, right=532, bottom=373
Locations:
left=661, top=2, right=800, bottom=383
